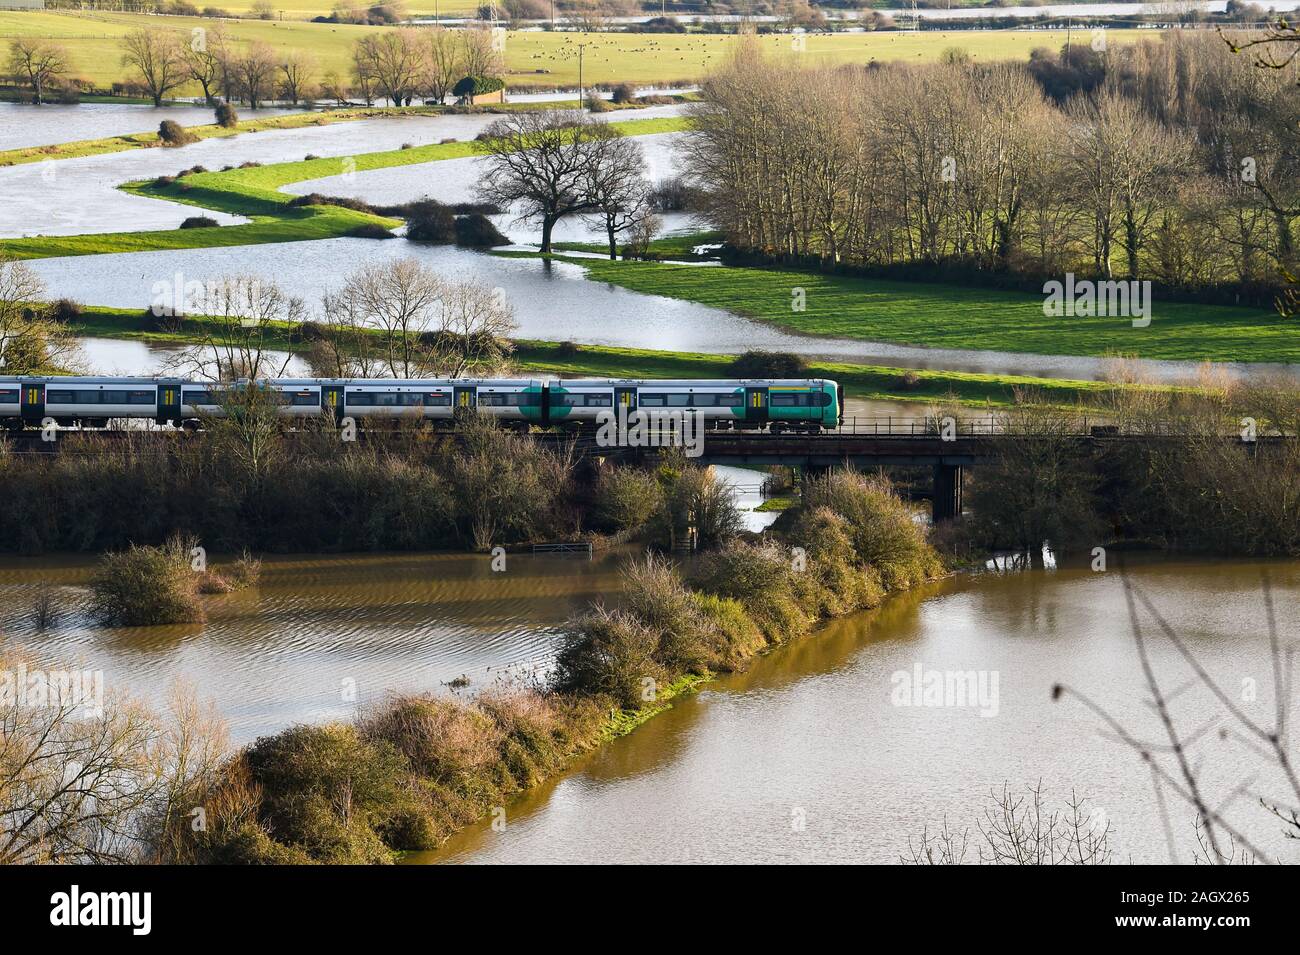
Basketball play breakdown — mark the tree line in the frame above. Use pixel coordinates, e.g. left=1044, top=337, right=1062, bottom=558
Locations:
left=5, top=25, right=504, bottom=109
left=685, top=32, right=1300, bottom=301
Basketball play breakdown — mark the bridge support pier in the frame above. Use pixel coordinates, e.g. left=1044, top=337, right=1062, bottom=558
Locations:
left=932, top=464, right=963, bottom=523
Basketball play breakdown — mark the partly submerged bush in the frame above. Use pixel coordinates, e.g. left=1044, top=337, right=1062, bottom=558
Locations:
left=552, top=606, right=664, bottom=709
left=89, top=536, right=204, bottom=625
left=179, top=216, right=219, bottom=229
left=454, top=213, right=508, bottom=248
left=158, top=119, right=195, bottom=146
left=215, top=102, right=239, bottom=128
left=591, top=466, right=662, bottom=535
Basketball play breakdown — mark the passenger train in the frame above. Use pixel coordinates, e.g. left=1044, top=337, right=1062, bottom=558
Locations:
left=0, top=376, right=843, bottom=432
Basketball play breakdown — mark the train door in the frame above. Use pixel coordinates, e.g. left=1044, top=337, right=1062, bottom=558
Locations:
left=614, top=386, right=636, bottom=418
left=157, top=382, right=181, bottom=426
left=454, top=386, right=476, bottom=411
left=322, top=385, right=344, bottom=425
left=745, top=386, right=768, bottom=425
left=20, top=382, right=44, bottom=426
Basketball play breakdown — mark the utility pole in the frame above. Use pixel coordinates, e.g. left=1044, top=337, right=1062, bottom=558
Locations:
left=1066, top=16, right=1072, bottom=54
left=578, top=42, right=585, bottom=113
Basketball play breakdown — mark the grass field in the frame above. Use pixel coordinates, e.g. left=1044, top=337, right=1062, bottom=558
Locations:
left=67, top=306, right=1121, bottom=407
left=522, top=254, right=1293, bottom=364
left=0, top=114, right=687, bottom=258
left=0, top=12, right=1150, bottom=91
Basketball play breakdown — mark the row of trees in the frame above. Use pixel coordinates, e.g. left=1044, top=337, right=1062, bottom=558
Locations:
left=686, top=32, right=1300, bottom=292
left=6, top=24, right=504, bottom=110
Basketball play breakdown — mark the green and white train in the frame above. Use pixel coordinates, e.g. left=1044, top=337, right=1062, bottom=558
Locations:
left=0, top=376, right=843, bottom=432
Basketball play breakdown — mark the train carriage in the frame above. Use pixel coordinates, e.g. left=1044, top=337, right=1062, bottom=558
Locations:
left=1, top=375, right=840, bottom=432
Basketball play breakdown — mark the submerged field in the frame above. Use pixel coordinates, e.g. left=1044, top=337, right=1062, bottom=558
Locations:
left=0, top=12, right=1148, bottom=90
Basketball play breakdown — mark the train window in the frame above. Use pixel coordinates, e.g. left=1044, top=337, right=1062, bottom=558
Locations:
left=47, top=390, right=74, bottom=404
left=128, top=390, right=157, bottom=405
left=666, top=394, right=690, bottom=407
left=587, top=394, right=612, bottom=407
left=549, top=393, right=609, bottom=407
left=771, top=394, right=812, bottom=408
left=183, top=390, right=217, bottom=405
left=0, top=389, right=17, bottom=402
left=285, top=391, right=318, bottom=406
left=424, top=394, right=452, bottom=407
left=639, top=394, right=665, bottom=407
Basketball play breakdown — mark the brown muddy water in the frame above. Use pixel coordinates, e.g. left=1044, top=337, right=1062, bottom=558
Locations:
left=2, top=540, right=1296, bottom=864
left=419, top=557, right=1300, bottom=865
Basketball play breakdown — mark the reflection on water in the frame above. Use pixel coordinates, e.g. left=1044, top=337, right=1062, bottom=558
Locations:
left=421, top=557, right=1300, bottom=865
left=0, top=552, right=621, bottom=743
left=76, top=336, right=310, bottom=378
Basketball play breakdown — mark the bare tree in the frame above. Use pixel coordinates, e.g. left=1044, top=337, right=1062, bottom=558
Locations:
left=458, top=24, right=504, bottom=81
left=0, top=254, right=82, bottom=375
left=331, top=259, right=445, bottom=378
left=278, top=49, right=316, bottom=106
left=168, top=274, right=303, bottom=383
left=182, top=22, right=226, bottom=106
left=121, top=29, right=187, bottom=108
left=6, top=39, right=68, bottom=105
left=905, top=782, right=1112, bottom=865
left=353, top=30, right=425, bottom=107
left=424, top=26, right=463, bottom=105
left=476, top=110, right=615, bottom=253
left=235, top=42, right=278, bottom=110
left=583, top=133, right=654, bottom=259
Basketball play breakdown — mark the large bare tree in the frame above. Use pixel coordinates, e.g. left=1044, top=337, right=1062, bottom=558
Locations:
left=6, top=39, right=68, bottom=105
left=476, top=110, right=616, bottom=253
left=121, top=29, right=187, bottom=108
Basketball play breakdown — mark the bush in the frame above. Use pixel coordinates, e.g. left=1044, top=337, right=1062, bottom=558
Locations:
left=584, top=91, right=610, bottom=113
left=243, top=724, right=429, bottom=861
left=89, top=536, right=204, bottom=626
left=347, top=223, right=396, bottom=239
left=158, top=120, right=194, bottom=147
left=551, top=606, right=664, bottom=709
left=591, top=466, right=662, bottom=534
left=404, top=199, right=456, bottom=243
left=689, top=538, right=815, bottom=642
left=728, top=350, right=808, bottom=378
left=453, top=75, right=505, bottom=99
left=611, top=82, right=637, bottom=104
left=179, top=216, right=219, bottom=229
left=649, top=464, right=743, bottom=550
left=358, top=694, right=501, bottom=782
left=802, top=469, right=943, bottom=589
left=619, top=553, right=721, bottom=674
left=453, top=213, right=508, bottom=247
left=49, top=298, right=83, bottom=323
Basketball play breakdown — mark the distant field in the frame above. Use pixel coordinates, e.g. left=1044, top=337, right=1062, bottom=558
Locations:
left=0, top=12, right=1150, bottom=90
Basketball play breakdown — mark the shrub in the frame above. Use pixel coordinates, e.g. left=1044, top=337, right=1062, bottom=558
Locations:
left=803, top=469, right=943, bottom=589
left=243, top=724, right=429, bottom=861
left=591, top=466, right=662, bottom=534
left=347, top=223, right=396, bottom=239
left=689, top=538, right=815, bottom=642
left=358, top=694, right=501, bottom=782
left=551, top=606, right=664, bottom=709
left=649, top=464, right=743, bottom=550
left=620, top=553, right=720, bottom=674
left=728, top=350, right=808, bottom=378
left=49, top=298, right=83, bottom=323
left=404, top=199, right=456, bottom=243
left=452, top=75, right=505, bottom=100
left=896, top=370, right=922, bottom=391
left=555, top=340, right=581, bottom=358
left=158, top=120, right=194, bottom=147
left=89, top=536, right=204, bottom=626
left=453, top=213, right=508, bottom=248
left=610, top=82, right=637, bottom=104
left=179, top=216, right=219, bottom=229
left=584, top=91, right=610, bottom=113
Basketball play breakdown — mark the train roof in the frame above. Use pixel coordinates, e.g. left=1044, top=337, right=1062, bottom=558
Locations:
left=554, top=378, right=831, bottom=388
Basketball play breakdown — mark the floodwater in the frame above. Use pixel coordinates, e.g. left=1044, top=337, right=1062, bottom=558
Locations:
left=422, top=556, right=1300, bottom=865
left=40, top=242, right=1297, bottom=383
left=0, top=551, right=620, bottom=743
left=0, top=463, right=773, bottom=743
left=0, top=102, right=305, bottom=152
left=0, top=104, right=688, bottom=238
